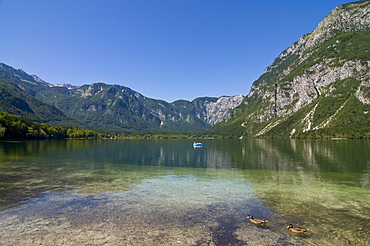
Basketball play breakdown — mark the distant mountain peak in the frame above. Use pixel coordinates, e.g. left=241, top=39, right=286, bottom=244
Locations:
left=51, top=83, right=80, bottom=90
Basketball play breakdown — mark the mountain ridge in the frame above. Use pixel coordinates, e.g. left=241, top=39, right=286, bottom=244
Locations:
left=0, top=63, right=244, bottom=133
left=2, top=0, right=369, bottom=138
left=210, top=0, right=370, bottom=138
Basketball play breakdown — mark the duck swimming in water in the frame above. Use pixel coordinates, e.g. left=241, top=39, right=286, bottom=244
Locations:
left=286, top=224, right=309, bottom=233
left=246, top=215, right=268, bottom=226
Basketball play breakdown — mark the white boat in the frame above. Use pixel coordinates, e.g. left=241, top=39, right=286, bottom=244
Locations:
left=193, top=142, right=202, bottom=147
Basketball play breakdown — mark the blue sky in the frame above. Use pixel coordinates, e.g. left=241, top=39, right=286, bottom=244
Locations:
left=0, top=0, right=352, bottom=102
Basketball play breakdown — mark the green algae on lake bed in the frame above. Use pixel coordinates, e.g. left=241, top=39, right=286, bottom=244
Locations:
left=0, top=139, right=369, bottom=245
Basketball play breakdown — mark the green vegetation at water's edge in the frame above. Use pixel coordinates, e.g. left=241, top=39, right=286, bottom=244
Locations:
left=116, top=132, right=222, bottom=140
left=2, top=110, right=369, bottom=140
left=0, top=111, right=221, bottom=140
left=0, top=111, right=104, bottom=139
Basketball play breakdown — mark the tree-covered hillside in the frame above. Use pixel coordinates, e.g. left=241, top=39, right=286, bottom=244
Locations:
left=0, top=63, right=243, bottom=134
left=0, top=74, right=70, bottom=124
left=0, top=111, right=102, bottom=139
left=210, top=0, right=370, bottom=139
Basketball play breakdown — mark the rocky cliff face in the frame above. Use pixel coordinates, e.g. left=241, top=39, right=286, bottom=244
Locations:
left=200, top=95, right=244, bottom=125
left=212, top=0, right=370, bottom=138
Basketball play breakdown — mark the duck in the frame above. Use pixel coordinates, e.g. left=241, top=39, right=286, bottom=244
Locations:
left=286, top=224, right=309, bottom=233
left=246, top=215, right=268, bottom=225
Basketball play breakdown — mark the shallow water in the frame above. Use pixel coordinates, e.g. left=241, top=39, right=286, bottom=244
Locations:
left=0, top=139, right=369, bottom=245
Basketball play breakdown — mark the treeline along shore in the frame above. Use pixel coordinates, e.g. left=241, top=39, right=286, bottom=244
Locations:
left=0, top=111, right=219, bottom=140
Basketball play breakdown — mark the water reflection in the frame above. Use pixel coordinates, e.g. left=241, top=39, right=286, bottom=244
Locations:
left=0, top=139, right=370, bottom=245
left=1, top=139, right=369, bottom=171
left=228, top=139, right=370, bottom=245
left=232, top=139, right=369, bottom=173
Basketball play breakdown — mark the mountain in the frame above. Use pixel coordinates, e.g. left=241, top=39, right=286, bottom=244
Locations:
left=210, top=0, right=370, bottom=138
left=0, top=64, right=72, bottom=125
left=0, top=63, right=243, bottom=133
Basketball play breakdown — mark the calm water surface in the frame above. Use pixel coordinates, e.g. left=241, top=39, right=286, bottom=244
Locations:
left=0, top=139, right=369, bottom=245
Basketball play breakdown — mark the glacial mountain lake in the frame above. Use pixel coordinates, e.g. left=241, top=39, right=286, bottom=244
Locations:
left=0, top=139, right=369, bottom=245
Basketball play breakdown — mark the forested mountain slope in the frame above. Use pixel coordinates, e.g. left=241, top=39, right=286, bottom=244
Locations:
left=0, top=63, right=243, bottom=133
left=210, top=0, right=370, bottom=138
left=0, top=72, right=71, bottom=125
